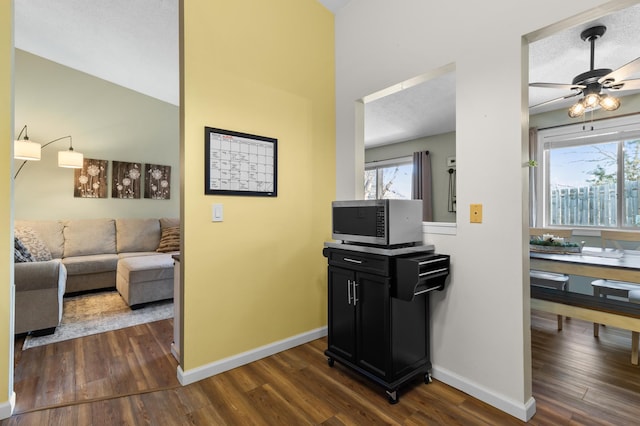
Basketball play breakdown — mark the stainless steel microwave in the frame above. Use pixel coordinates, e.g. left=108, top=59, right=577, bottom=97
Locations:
left=331, top=199, right=423, bottom=247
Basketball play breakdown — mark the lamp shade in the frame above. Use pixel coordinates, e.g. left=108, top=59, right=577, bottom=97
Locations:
left=568, top=101, right=586, bottom=118
left=14, top=139, right=41, bottom=161
left=58, top=149, right=84, bottom=168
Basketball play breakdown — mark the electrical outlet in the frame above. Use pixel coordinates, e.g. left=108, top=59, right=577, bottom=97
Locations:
left=470, top=204, right=482, bottom=223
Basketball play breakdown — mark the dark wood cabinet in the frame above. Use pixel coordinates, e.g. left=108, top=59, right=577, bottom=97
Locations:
left=323, top=246, right=449, bottom=404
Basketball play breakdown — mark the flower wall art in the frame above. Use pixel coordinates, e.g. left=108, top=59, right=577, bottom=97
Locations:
left=72, top=159, right=171, bottom=200
left=112, top=161, right=142, bottom=199
left=145, top=164, right=171, bottom=200
left=74, top=158, right=108, bottom=198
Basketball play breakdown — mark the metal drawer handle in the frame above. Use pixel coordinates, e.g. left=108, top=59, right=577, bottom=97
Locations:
left=418, top=258, right=444, bottom=266
left=414, top=287, right=439, bottom=296
left=343, top=257, right=363, bottom=264
left=419, top=267, right=449, bottom=277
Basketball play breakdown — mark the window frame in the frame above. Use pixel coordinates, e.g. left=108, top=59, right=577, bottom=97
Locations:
left=535, top=114, right=640, bottom=230
left=364, top=156, right=413, bottom=200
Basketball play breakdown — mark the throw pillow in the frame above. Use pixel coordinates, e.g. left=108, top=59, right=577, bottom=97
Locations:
left=15, top=226, right=52, bottom=261
left=156, top=226, right=180, bottom=252
left=14, top=237, right=35, bottom=263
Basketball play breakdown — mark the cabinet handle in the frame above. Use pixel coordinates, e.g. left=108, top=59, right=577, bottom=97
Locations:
left=419, top=258, right=444, bottom=266
left=343, top=257, right=363, bottom=264
left=347, top=279, right=353, bottom=305
left=353, top=282, right=359, bottom=306
left=418, top=267, right=449, bottom=277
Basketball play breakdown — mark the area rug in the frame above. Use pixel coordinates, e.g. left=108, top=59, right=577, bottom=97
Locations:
left=23, top=291, right=173, bottom=350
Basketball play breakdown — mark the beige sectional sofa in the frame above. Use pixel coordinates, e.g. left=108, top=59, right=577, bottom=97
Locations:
left=14, top=217, right=179, bottom=335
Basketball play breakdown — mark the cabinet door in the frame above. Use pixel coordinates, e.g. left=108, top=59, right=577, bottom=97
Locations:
left=327, top=266, right=356, bottom=362
left=355, top=272, right=390, bottom=378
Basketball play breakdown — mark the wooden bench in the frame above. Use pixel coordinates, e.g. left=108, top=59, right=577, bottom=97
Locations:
left=530, top=228, right=572, bottom=330
left=532, top=298, right=640, bottom=365
left=591, top=230, right=640, bottom=348
left=590, top=230, right=640, bottom=363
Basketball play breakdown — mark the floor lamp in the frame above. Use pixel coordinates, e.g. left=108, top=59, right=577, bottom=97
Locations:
left=14, top=125, right=84, bottom=179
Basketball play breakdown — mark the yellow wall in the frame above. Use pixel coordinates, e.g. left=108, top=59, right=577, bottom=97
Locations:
left=181, top=0, right=335, bottom=369
left=0, top=0, right=13, bottom=412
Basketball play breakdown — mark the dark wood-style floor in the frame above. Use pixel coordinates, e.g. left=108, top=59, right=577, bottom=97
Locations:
left=3, top=311, right=640, bottom=425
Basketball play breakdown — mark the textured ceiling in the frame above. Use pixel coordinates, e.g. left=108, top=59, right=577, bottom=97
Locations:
left=13, top=1, right=640, bottom=148
left=14, top=0, right=179, bottom=105
left=528, top=4, right=640, bottom=114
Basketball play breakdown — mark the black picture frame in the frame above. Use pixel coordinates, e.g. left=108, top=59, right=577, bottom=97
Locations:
left=204, top=127, right=277, bottom=197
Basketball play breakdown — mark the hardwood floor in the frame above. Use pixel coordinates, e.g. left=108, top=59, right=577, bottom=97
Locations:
left=3, top=312, right=640, bottom=425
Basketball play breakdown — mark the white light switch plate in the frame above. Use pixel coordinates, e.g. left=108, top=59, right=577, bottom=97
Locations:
left=212, top=203, right=223, bottom=222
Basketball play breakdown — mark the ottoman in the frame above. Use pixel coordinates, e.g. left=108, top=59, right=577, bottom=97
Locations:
left=116, top=255, right=174, bottom=308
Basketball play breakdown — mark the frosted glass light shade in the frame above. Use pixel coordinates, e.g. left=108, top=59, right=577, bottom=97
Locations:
left=58, top=150, right=84, bottom=168
left=568, top=101, right=586, bottom=118
left=599, top=95, right=620, bottom=111
left=14, top=139, right=41, bottom=161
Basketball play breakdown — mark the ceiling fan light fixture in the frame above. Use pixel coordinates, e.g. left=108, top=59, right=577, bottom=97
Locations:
left=568, top=101, right=586, bottom=118
left=599, top=94, right=620, bottom=111
left=583, top=93, right=601, bottom=108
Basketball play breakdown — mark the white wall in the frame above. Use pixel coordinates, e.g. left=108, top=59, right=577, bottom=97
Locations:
left=335, top=0, right=635, bottom=421
left=13, top=49, right=179, bottom=220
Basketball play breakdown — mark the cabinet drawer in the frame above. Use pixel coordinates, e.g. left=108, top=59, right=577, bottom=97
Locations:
left=396, top=253, right=450, bottom=301
left=324, top=248, right=390, bottom=276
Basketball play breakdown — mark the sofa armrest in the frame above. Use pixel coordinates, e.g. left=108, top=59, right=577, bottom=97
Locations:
left=15, top=259, right=67, bottom=292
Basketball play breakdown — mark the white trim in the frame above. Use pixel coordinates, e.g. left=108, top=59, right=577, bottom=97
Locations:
left=177, top=327, right=328, bottom=386
left=364, top=156, right=412, bottom=170
left=0, top=392, right=16, bottom=420
left=432, top=365, right=536, bottom=422
left=423, top=221, right=457, bottom=235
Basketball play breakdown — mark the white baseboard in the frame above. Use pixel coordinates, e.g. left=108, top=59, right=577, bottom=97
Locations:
left=0, top=392, right=16, bottom=420
left=177, top=327, right=328, bottom=386
left=432, top=365, right=536, bottom=422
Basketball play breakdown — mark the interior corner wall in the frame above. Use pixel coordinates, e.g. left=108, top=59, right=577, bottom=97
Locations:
left=13, top=50, right=179, bottom=220
left=0, top=0, right=15, bottom=419
left=365, top=132, right=456, bottom=223
left=335, top=0, right=619, bottom=421
left=181, top=0, right=334, bottom=371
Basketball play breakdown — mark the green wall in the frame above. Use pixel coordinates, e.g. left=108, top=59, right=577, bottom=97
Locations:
left=365, top=131, right=456, bottom=223
left=13, top=50, right=179, bottom=220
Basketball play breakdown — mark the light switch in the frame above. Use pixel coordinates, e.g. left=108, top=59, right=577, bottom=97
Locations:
left=212, top=203, right=223, bottom=222
left=470, top=204, right=482, bottom=223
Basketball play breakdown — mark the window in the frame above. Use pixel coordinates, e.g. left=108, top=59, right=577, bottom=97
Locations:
left=364, top=157, right=412, bottom=200
left=535, top=116, right=640, bottom=229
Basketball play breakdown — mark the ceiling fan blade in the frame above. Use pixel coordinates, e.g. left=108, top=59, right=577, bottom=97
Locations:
left=606, top=78, right=640, bottom=91
left=599, top=57, right=640, bottom=84
left=530, top=82, right=585, bottom=90
left=529, top=92, right=581, bottom=109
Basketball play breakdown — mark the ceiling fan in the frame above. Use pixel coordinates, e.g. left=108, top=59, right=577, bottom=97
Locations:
left=530, top=25, right=640, bottom=117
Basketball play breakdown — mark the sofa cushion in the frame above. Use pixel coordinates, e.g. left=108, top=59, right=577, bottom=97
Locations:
left=62, top=254, right=119, bottom=276
left=160, top=217, right=180, bottom=229
left=116, top=218, right=161, bottom=253
left=14, top=237, right=35, bottom=263
left=118, top=252, right=166, bottom=259
left=15, top=220, right=65, bottom=259
left=15, top=227, right=52, bottom=261
left=118, top=255, right=174, bottom=284
left=156, top=226, right=180, bottom=253
left=63, top=219, right=116, bottom=257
